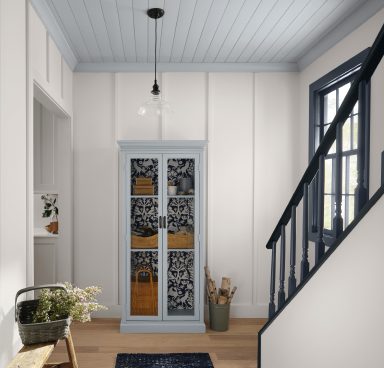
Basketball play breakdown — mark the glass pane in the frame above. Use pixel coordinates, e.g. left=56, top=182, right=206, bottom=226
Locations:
left=342, top=156, right=347, bottom=194
left=131, top=251, right=158, bottom=316
left=324, top=158, right=333, bottom=194
left=347, top=195, right=355, bottom=226
left=325, top=90, right=336, bottom=124
left=324, top=194, right=332, bottom=230
left=168, top=251, right=194, bottom=316
left=167, top=158, right=195, bottom=196
left=131, top=198, right=158, bottom=249
left=349, top=155, right=358, bottom=194
left=131, top=158, right=158, bottom=195
left=338, top=82, right=350, bottom=106
left=353, top=117, right=358, bottom=149
left=168, top=198, right=194, bottom=249
left=342, top=119, right=351, bottom=151
left=328, top=140, right=336, bottom=154
left=353, top=101, right=359, bottom=115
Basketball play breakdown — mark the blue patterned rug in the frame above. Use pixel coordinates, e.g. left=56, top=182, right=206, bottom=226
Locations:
left=115, top=353, right=214, bottom=368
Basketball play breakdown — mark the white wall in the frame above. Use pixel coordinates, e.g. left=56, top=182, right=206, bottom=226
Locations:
left=0, top=0, right=27, bottom=366
left=261, top=195, right=384, bottom=368
left=73, top=71, right=299, bottom=317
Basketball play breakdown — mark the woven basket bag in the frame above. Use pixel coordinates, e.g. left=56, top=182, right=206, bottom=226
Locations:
left=15, top=284, right=72, bottom=345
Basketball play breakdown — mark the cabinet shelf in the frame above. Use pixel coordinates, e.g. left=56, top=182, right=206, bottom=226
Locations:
left=167, top=195, right=194, bottom=198
left=131, top=195, right=158, bottom=198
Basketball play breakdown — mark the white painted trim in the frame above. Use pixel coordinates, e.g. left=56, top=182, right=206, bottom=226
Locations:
left=75, top=62, right=299, bottom=73
left=298, top=0, right=384, bottom=70
left=117, top=140, right=208, bottom=151
left=30, top=0, right=77, bottom=70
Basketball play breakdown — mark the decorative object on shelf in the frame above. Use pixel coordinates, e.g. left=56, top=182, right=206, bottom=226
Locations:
left=205, top=267, right=237, bottom=331
left=131, top=159, right=158, bottom=194
left=137, top=8, right=171, bottom=118
left=132, top=265, right=157, bottom=316
left=168, top=159, right=194, bottom=191
left=167, top=183, right=177, bottom=196
left=15, top=283, right=106, bottom=345
left=41, top=194, right=59, bottom=234
left=133, top=177, right=155, bottom=195
left=168, top=251, right=194, bottom=311
left=168, top=231, right=194, bottom=249
left=131, top=251, right=159, bottom=278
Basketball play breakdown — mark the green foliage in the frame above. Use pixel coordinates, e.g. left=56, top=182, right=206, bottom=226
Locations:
left=32, top=283, right=107, bottom=323
left=41, top=194, right=59, bottom=218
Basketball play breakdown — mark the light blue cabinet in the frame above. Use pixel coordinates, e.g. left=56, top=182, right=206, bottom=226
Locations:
left=118, top=141, right=207, bottom=333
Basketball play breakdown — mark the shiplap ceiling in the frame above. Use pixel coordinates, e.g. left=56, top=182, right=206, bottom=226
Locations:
left=31, top=0, right=384, bottom=72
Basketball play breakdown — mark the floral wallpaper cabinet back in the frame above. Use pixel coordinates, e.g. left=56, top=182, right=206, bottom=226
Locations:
left=118, top=141, right=207, bottom=333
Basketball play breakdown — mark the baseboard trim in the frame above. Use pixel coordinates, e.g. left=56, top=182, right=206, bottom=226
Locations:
left=120, top=320, right=206, bottom=333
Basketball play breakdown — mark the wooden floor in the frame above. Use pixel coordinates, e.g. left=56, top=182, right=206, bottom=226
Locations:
left=49, top=318, right=266, bottom=368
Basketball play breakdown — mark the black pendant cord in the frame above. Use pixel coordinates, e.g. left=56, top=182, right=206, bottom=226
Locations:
left=155, top=17, right=157, bottom=84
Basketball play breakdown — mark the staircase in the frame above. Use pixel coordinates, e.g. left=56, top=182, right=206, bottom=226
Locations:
left=258, top=23, right=384, bottom=368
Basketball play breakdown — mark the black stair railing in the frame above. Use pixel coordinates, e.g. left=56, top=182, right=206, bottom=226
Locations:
left=266, top=22, right=384, bottom=321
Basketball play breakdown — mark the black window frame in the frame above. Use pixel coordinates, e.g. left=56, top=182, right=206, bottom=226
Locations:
left=308, top=48, right=371, bottom=245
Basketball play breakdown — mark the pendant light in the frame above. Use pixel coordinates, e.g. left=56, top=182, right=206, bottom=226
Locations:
left=138, top=8, right=171, bottom=118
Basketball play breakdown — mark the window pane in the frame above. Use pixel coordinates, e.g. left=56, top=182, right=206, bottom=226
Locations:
left=347, top=195, right=355, bottom=226
left=324, top=158, right=333, bottom=193
left=353, top=101, right=359, bottom=114
left=338, top=83, right=350, bottom=107
left=353, top=117, right=358, bottom=149
left=328, top=140, right=336, bottom=154
left=324, top=194, right=332, bottom=230
left=342, top=119, right=351, bottom=151
left=342, top=156, right=347, bottom=194
left=325, top=90, right=336, bottom=124
left=349, top=154, right=358, bottom=194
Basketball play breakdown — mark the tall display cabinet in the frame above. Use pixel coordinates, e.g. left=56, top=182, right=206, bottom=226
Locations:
left=118, top=141, right=207, bottom=333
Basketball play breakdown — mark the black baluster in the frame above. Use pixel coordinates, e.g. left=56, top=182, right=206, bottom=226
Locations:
left=301, top=183, right=310, bottom=281
left=288, top=206, right=296, bottom=297
left=333, top=122, right=343, bottom=237
left=277, top=226, right=286, bottom=309
left=268, top=241, right=277, bottom=319
left=355, top=81, right=369, bottom=215
left=316, top=155, right=325, bottom=264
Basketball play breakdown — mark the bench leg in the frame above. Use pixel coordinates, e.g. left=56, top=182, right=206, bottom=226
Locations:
left=65, top=330, right=79, bottom=368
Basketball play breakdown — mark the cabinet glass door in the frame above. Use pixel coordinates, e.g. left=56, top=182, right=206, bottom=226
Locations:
left=164, top=156, right=199, bottom=319
left=129, top=157, right=162, bottom=318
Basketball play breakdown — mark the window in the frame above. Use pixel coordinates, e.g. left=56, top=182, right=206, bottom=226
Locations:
left=309, top=49, right=370, bottom=242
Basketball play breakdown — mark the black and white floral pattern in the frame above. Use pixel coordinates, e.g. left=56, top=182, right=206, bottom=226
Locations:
left=131, top=198, right=158, bottom=232
left=167, top=159, right=194, bottom=186
left=167, top=198, right=194, bottom=233
left=168, top=251, right=194, bottom=311
left=131, top=158, right=158, bottom=194
left=131, top=251, right=158, bottom=279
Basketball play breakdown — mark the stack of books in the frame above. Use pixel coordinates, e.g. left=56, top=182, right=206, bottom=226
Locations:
left=133, top=177, right=155, bottom=195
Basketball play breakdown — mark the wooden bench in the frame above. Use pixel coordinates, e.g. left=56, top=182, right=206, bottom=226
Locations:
left=7, top=330, right=78, bottom=368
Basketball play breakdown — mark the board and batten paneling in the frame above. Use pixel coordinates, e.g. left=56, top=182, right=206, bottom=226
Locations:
left=29, top=4, right=73, bottom=115
left=73, top=71, right=299, bottom=317
left=73, top=73, right=119, bottom=309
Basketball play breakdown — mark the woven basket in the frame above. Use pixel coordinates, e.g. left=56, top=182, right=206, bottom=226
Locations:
left=168, top=232, right=194, bottom=249
left=131, top=234, right=158, bottom=249
left=15, top=284, right=71, bottom=345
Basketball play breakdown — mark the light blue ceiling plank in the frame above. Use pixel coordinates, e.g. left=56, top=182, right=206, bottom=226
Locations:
left=260, top=0, right=327, bottom=62
left=48, top=0, right=91, bottom=62
left=148, top=0, right=165, bottom=63
left=202, top=0, right=246, bottom=63
left=181, top=0, right=214, bottom=62
left=286, top=0, right=363, bottom=62
left=170, top=0, right=197, bottom=62
left=214, top=0, right=262, bottom=63
left=83, top=0, right=114, bottom=62
left=66, top=0, right=102, bottom=62
left=237, top=0, right=295, bottom=62
left=100, top=0, right=126, bottom=62
left=116, top=0, right=136, bottom=62
left=75, top=61, right=298, bottom=72
left=225, top=0, right=279, bottom=63
left=159, top=0, right=180, bottom=62
left=272, top=0, right=346, bottom=62
left=192, top=0, right=230, bottom=63
left=248, top=0, right=311, bottom=63
left=132, top=0, right=149, bottom=62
